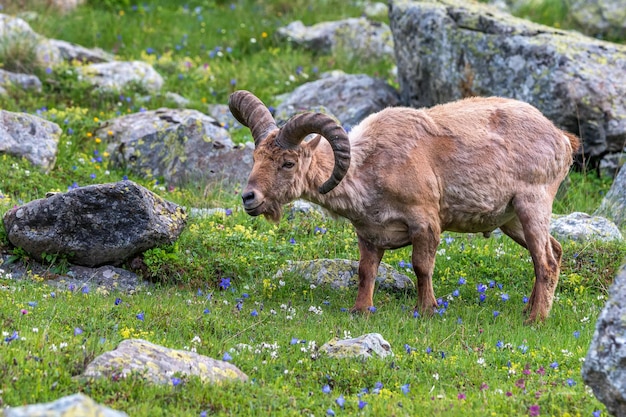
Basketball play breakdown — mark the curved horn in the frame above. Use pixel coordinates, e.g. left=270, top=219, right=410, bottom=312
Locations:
left=275, top=113, right=351, bottom=194
left=228, top=90, right=278, bottom=146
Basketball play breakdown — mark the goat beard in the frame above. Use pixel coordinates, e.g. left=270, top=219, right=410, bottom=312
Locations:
left=262, top=202, right=284, bottom=223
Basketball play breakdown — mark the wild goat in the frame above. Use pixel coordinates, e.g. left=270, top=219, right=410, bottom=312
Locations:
left=228, top=90, right=580, bottom=323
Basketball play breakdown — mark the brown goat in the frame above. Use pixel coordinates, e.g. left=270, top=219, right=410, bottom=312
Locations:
left=229, top=91, right=580, bottom=323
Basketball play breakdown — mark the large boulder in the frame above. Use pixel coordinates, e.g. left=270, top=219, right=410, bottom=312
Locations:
left=274, top=71, right=400, bottom=130
left=277, top=17, right=394, bottom=62
left=596, top=165, right=626, bottom=229
left=582, top=266, right=626, bottom=416
left=389, top=0, right=626, bottom=165
left=101, top=108, right=253, bottom=188
left=0, top=110, right=60, bottom=172
left=569, top=0, right=626, bottom=40
left=82, top=339, right=248, bottom=384
left=2, top=181, right=186, bottom=267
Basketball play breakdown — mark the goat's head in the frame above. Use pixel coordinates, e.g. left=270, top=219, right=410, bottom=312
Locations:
left=229, top=90, right=351, bottom=222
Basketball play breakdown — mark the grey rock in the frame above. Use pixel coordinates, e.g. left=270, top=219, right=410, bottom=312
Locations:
left=550, top=212, right=622, bottom=242
left=0, top=68, right=42, bottom=91
left=596, top=164, right=626, bottom=228
left=274, top=258, right=415, bottom=291
left=2, top=180, right=186, bottom=267
left=0, top=110, right=60, bottom=172
left=102, top=108, right=253, bottom=189
left=277, top=17, right=394, bottom=62
left=82, top=338, right=248, bottom=384
left=389, top=0, right=626, bottom=164
left=77, top=60, right=163, bottom=93
left=321, top=333, right=393, bottom=359
left=48, top=38, right=114, bottom=63
left=599, top=152, right=626, bottom=178
left=582, top=266, right=626, bottom=416
left=0, top=253, right=146, bottom=293
left=274, top=71, right=400, bottom=130
left=569, top=0, right=626, bottom=40
left=3, top=393, right=127, bottom=417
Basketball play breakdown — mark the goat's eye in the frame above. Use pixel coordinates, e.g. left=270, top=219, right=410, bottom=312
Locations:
left=282, top=161, right=295, bottom=169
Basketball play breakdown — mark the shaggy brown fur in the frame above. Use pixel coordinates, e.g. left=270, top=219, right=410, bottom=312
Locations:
left=233, top=93, right=580, bottom=323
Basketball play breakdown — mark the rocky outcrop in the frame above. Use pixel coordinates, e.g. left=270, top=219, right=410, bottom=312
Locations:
left=0, top=68, right=42, bottom=92
left=0, top=109, right=60, bottom=172
left=102, top=108, right=253, bottom=188
left=389, top=0, right=626, bottom=167
left=82, top=338, right=248, bottom=384
left=582, top=266, right=626, bottom=416
left=2, top=181, right=186, bottom=267
left=596, top=165, right=626, bottom=229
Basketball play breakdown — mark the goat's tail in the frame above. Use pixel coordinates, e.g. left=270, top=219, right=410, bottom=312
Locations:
left=563, top=131, right=581, bottom=154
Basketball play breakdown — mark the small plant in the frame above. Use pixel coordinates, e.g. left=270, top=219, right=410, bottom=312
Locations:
left=40, top=251, right=71, bottom=275
left=0, top=33, right=40, bottom=74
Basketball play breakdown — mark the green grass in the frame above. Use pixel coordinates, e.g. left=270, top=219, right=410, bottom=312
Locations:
left=0, top=1, right=624, bottom=416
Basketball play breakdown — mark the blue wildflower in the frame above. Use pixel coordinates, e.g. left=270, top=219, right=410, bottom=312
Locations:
left=322, top=384, right=331, bottom=394
left=368, top=306, right=377, bottom=313
left=74, top=327, right=83, bottom=336
left=496, top=340, right=504, bottom=348
left=222, top=352, right=232, bottom=361
left=251, top=309, right=258, bottom=317
left=136, top=312, right=145, bottom=321
left=114, top=298, right=122, bottom=305
left=358, top=400, right=367, bottom=409
left=493, top=311, right=500, bottom=318
left=219, top=277, right=231, bottom=290
left=4, top=331, right=18, bottom=342
left=335, top=395, right=345, bottom=408
left=452, top=289, right=460, bottom=297
left=500, top=293, right=509, bottom=301
left=172, top=377, right=182, bottom=386
left=401, top=383, right=410, bottom=395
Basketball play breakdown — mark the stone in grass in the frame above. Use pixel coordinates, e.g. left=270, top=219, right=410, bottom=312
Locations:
left=2, top=180, right=186, bottom=267
left=3, top=393, right=128, bottom=417
left=274, top=259, right=415, bottom=292
left=321, top=333, right=393, bottom=359
left=82, top=339, right=248, bottom=384
left=550, top=212, right=623, bottom=242
left=582, top=266, right=626, bottom=417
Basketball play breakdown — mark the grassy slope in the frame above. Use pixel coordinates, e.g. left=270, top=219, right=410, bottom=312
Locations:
left=0, top=1, right=624, bottom=416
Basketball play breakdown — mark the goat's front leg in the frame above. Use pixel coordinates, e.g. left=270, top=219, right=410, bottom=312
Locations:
left=411, top=222, right=440, bottom=316
left=352, top=236, right=385, bottom=313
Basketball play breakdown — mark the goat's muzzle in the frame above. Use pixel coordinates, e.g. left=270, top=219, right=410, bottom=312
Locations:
left=241, top=189, right=264, bottom=216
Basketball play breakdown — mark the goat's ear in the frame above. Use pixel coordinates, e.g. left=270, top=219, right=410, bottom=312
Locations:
left=306, top=134, right=323, bottom=150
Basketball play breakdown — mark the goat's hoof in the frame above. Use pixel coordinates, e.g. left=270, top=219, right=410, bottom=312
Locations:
left=349, top=305, right=371, bottom=314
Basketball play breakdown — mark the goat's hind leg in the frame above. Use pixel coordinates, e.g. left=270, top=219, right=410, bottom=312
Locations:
left=504, top=198, right=561, bottom=323
left=411, top=222, right=440, bottom=316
